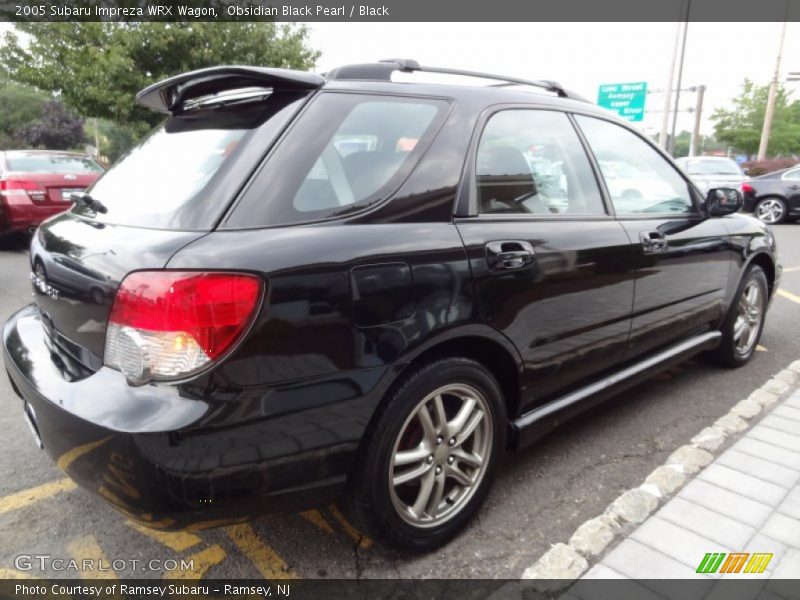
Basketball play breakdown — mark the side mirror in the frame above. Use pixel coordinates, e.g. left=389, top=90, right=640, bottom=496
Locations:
left=706, top=188, right=742, bottom=216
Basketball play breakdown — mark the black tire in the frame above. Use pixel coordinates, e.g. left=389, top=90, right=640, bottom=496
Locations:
left=345, top=356, right=507, bottom=552
left=754, top=197, right=788, bottom=225
left=704, top=265, right=768, bottom=368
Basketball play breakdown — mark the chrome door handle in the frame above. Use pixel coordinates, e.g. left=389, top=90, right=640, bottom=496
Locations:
left=639, top=231, right=668, bottom=254
left=486, top=241, right=535, bottom=270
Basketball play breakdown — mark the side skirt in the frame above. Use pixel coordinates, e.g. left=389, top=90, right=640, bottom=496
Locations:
left=510, top=331, right=722, bottom=450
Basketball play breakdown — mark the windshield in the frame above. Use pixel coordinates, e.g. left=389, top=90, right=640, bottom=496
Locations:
left=686, top=159, right=743, bottom=176
left=7, top=153, right=103, bottom=173
left=74, top=92, right=309, bottom=230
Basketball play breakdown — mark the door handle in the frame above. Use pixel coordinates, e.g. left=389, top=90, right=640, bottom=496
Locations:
left=486, top=240, right=535, bottom=270
left=639, top=231, right=668, bottom=254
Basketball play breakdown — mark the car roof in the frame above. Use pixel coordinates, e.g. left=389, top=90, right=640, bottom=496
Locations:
left=681, top=156, right=736, bottom=163
left=2, top=150, right=94, bottom=158
left=755, top=167, right=797, bottom=179
left=136, top=61, right=624, bottom=125
left=320, top=78, right=612, bottom=116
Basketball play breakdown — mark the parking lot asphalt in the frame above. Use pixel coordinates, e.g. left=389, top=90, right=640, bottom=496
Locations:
left=1, top=224, right=799, bottom=580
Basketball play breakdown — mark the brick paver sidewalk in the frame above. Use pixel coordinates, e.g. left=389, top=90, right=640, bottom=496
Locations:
left=583, top=390, right=800, bottom=592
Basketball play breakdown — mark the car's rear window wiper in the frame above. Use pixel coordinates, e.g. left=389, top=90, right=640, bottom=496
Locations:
left=71, top=192, right=108, bottom=214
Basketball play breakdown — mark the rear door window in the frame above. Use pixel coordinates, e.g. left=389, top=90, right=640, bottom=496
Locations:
left=226, top=93, right=448, bottom=228
left=475, top=109, right=606, bottom=216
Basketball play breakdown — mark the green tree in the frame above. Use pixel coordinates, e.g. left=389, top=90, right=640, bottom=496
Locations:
left=95, top=119, right=139, bottom=164
left=18, top=99, right=86, bottom=150
left=1, top=23, right=319, bottom=136
left=0, top=81, right=49, bottom=149
left=710, top=79, right=800, bottom=158
left=672, top=130, right=691, bottom=158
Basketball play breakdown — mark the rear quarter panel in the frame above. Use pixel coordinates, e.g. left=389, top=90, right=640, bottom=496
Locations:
left=166, top=223, right=481, bottom=387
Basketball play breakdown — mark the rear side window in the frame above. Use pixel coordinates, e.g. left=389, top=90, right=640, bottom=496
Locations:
left=6, top=154, right=103, bottom=173
left=226, top=93, right=448, bottom=228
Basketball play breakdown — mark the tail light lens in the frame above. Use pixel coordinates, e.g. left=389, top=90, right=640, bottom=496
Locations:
left=741, top=183, right=754, bottom=194
left=0, top=179, right=45, bottom=201
left=104, top=271, right=263, bottom=386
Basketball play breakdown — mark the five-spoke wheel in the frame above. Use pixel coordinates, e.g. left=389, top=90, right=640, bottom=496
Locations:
left=755, top=198, right=787, bottom=224
left=389, top=384, right=492, bottom=527
left=345, top=356, right=505, bottom=551
left=733, top=280, right=764, bottom=355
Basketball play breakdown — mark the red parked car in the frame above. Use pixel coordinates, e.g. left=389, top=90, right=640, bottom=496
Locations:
left=0, top=150, right=104, bottom=237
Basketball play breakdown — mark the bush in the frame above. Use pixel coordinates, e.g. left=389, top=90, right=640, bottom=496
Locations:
left=742, top=158, right=800, bottom=177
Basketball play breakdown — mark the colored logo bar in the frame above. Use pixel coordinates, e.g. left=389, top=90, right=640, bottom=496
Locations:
left=696, top=552, right=773, bottom=574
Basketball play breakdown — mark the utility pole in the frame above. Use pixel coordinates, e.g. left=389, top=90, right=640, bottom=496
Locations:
left=757, top=17, right=789, bottom=160
left=689, top=85, right=706, bottom=157
left=668, top=3, right=691, bottom=156
left=659, top=22, right=682, bottom=149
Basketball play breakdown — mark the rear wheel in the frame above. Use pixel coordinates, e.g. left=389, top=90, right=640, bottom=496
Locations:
left=345, top=356, right=506, bottom=551
left=755, top=197, right=787, bottom=224
left=705, top=265, right=768, bottom=367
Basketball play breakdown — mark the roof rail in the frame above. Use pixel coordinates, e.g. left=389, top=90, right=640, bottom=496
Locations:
left=325, top=59, right=587, bottom=102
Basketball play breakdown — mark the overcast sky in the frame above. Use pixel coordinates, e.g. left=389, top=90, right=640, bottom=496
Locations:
left=1, top=21, right=797, bottom=137
left=307, top=22, right=800, bottom=136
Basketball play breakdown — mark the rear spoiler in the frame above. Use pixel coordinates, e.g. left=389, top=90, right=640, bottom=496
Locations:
left=136, top=66, right=325, bottom=114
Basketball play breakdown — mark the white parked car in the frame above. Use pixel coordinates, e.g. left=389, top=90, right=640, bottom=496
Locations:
left=675, top=156, right=750, bottom=193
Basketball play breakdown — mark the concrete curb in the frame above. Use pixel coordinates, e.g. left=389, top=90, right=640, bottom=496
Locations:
left=519, top=360, right=800, bottom=581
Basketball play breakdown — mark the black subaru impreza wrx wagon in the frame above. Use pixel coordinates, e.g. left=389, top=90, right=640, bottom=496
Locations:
left=3, top=60, right=780, bottom=551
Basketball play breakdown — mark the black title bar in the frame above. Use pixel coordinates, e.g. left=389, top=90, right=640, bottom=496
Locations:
left=1, top=0, right=799, bottom=22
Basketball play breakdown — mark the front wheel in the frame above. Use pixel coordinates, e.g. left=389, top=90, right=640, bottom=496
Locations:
left=705, top=265, right=768, bottom=367
left=345, top=356, right=507, bottom=551
left=755, top=197, right=787, bottom=224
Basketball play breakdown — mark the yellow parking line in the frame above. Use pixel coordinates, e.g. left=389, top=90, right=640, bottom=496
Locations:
left=782, top=266, right=800, bottom=273
left=57, top=436, right=112, bottom=471
left=300, top=510, right=335, bottom=534
left=163, top=544, right=226, bottom=580
left=757, top=344, right=768, bottom=352
left=0, top=478, right=76, bottom=515
left=328, top=505, right=373, bottom=549
left=777, top=288, right=800, bottom=304
left=226, top=524, right=297, bottom=580
left=126, top=521, right=202, bottom=552
left=67, top=535, right=118, bottom=580
left=184, top=517, right=248, bottom=532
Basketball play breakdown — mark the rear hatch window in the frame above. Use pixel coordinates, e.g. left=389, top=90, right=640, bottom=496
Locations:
left=74, top=92, right=309, bottom=230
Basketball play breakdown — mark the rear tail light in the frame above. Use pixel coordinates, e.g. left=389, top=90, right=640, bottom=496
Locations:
left=0, top=179, right=45, bottom=200
left=741, top=183, right=754, bottom=194
left=104, top=271, right=263, bottom=386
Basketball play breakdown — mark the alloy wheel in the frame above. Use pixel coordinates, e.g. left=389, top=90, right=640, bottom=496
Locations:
left=755, top=199, right=785, bottom=224
left=733, top=281, right=764, bottom=355
left=389, top=383, right=493, bottom=528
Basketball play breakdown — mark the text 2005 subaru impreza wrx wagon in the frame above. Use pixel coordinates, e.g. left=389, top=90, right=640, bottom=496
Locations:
left=3, top=60, right=780, bottom=551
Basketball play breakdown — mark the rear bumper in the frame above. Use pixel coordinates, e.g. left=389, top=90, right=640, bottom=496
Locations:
left=742, top=191, right=758, bottom=213
left=3, top=304, right=386, bottom=528
left=0, top=201, right=68, bottom=234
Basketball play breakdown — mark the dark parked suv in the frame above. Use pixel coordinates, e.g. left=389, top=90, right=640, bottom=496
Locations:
left=3, top=60, right=780, bottom=551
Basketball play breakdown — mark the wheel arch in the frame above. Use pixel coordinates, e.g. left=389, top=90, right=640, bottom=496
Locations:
left=383, top=326, right=525, bottom=422
left=747, top=251, right=777, bottom=298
